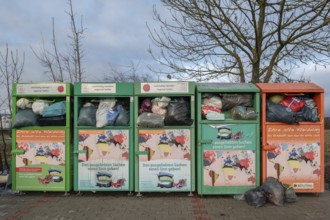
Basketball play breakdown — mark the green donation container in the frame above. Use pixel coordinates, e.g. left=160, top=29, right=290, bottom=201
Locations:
left=73, top=83, right=134, bottom=192
left=134, top=82, right=195, bottom=195
left=196, top=83, right=260, bottom=195
left=11, top=83, right=72, bottom=192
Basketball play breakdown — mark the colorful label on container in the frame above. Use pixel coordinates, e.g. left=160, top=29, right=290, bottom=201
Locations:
left=77, top=130, right=129, bottom=190
left=138, top=129, right=191, bottom=191
left=201, top=124, right=257, bottom=187
left=265, top=124, right=321, bottom=191
left=81, top=83, right=116, bottom=94
left=140, top=82, right=189, bottom=93
left=15, top=130, right=66, bottom=191
left=16, top=83, right=66, bottom=95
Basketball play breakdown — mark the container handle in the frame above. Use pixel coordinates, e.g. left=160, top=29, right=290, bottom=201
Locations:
left=12, top=149, right=25, bottom=155
left=263, top=144, right=277, bottom=151
left=74, top=150, right=87, bottom=154
left=283, top=93, right=304, bottom=96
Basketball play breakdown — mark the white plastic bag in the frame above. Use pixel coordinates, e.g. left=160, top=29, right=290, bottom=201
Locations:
left=32, top=100, right=50, bottom=115
left=17, top=98, right=32, bottom=109
left=96, top=98, right=117, bottom=128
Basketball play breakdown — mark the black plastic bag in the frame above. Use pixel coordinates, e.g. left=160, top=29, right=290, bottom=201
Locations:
left=164, top=98, right=193, bottom=126
left=296, top=105, right=319, bottom=122
left=38, top=115, right=66, bottom=126
left=244, top=187, right=267, bottom=208
left=137, top=112, right=164, bottom=128
left=283, top=184, right=298, bottom=203
left=115, top=105, right=130, bottom=126
left=261, top=177, right=285, bottom=206
left=78, top=106, right=97, bottom=126
left=221, top=94, right=253, bottom=110
left=266, top=100, right=297, bottom=124
left=12, top=109, right=39, bottom=128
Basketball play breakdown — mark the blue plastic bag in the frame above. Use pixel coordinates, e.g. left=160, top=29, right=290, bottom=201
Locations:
left=42, top=101, right=66, bottom=117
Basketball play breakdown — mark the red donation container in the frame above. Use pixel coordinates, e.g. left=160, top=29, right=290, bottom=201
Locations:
left=256, top=83, right=324, bottom=193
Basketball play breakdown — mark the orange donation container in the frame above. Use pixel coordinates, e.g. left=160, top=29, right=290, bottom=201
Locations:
left=256, top=83, right=324, bottom=193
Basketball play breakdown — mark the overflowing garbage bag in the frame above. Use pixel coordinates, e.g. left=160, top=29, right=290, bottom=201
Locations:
left=115, top=105, right=130, bottom=126
left=139, top=98, right=152, bottom=114
left=221, top=94, right=253, bottom=111
left=78, top=106, right=97, bottom=126
left=12, top=109, right=39, bottom=128
left=16, top=98, right=32, bottom=109
left=266, top=95, right=320, bottom=123
left=164, top=98, right=193, bottom=126
left=266, top=100, right=297, bottom=124
left=95, top=98, right=117, bottom=128
left=42, top=101, right=66, bottom=117
left=32, top=99, right=50, bottom=115
left=201, top=93, right=257, bottom=120
left=137, top=112, right=164, bottom=128
left=231, top=106, right=258, bottom=120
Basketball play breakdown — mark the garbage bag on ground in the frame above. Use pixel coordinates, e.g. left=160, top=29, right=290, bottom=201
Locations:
left=164, top=98, right=193, bottom=126
left=261, top=177, right=285, bottom=206
left=221, top=94, right=253, bottom=110
left=283, top=184, right=298, bottom=203
left=244, top=187, right=267, bottom=208
left=12, top=109, right=39, bottom=128
left=137, top=112, right=164, bottom=128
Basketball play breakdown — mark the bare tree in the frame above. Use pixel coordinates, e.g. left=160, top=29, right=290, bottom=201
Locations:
left=31, top=18, right=64, bottom=82
left=0, top=44, right=25, bottom=171
left=104, top=61, right=157, bottom=82
left=66, top=0, right=85, bottom=82
left=32, top=0, right=85, bottom=83
left=0, top=44, right=25, bottom=114
left=148, top=0, right=330, bottom=83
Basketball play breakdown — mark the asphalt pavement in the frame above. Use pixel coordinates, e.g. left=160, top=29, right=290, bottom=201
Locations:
left=0, top=183, right=329, bottom=220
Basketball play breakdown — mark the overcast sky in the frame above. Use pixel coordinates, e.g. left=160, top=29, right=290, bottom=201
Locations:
left=1, top=0, right=329, bottom=116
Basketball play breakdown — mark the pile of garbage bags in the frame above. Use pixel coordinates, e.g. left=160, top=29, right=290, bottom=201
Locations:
left=266, top=94, right=319, bottom=124
left=201, top=93, right=258, bottom=120
left=137, top=96, right=193, bottom=127
left=13, top=98, right=66, bottom=128
left=78, top=98, right=130, bottom=128
left=236, top=177, right=298, bottom=208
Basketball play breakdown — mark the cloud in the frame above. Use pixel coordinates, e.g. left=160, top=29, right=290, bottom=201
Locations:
left=1, top=0, right=329, bottom=116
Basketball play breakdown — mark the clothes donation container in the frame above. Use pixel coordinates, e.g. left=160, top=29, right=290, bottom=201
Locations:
left=134, top=82, right=195, bottom=195
left=73, top=83, right=134, bottom=192
left=11, top=83, right=72, bottom=192
left=196, top=83, right=260, bottom=195
left=256, top=83, right=324, bottom=194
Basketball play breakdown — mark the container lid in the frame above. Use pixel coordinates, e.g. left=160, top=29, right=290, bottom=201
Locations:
left=197, top=82, right=259, bottom=93
left=256, top=83, right=323, bottom=93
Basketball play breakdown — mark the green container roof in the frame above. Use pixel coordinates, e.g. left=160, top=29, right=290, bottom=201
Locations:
left=197, top=82, right=259, bottom=93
